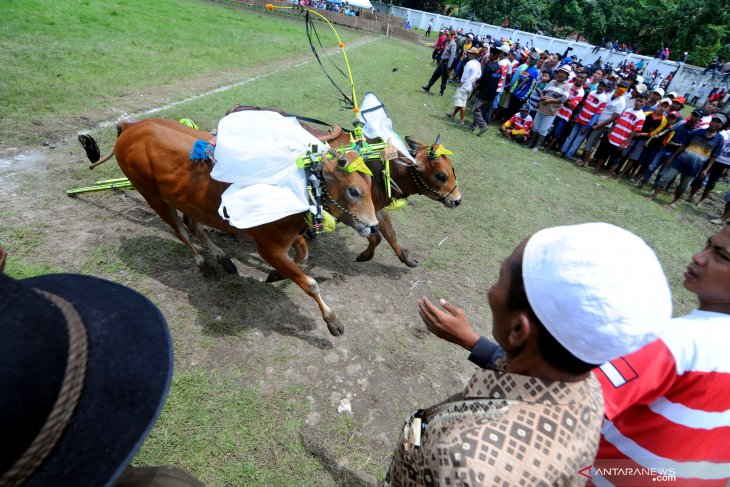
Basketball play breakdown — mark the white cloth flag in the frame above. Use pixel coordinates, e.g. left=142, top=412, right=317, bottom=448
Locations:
left=357, top=92, right=415, bottom=162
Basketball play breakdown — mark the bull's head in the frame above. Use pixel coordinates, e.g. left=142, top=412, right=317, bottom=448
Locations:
left=321, top=151, right=379, bottom=237
left=405, top=135, right=462, bottom=209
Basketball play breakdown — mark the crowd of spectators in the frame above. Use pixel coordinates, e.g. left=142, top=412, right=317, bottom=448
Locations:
left=421, top=30, right=730, bottom=221
left=293, top=0, right=361, bottom=16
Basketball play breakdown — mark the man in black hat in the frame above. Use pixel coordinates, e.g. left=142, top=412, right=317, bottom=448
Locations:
left=0, top=268, right=201, bottom=486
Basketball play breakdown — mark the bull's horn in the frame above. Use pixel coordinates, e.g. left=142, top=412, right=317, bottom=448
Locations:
left=434, top=133, right=441, bottom=146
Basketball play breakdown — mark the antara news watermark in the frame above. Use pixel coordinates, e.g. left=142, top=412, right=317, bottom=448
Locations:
left=580, top=464, right=678, bottom=483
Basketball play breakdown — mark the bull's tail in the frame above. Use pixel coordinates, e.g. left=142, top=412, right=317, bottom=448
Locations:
left=78, top=122, right=130, bottom=170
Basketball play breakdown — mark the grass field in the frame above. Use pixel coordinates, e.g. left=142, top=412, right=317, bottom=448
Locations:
left=0, top=1, right=723, bottom=485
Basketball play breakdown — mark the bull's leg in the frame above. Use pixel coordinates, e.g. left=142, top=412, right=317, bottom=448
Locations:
left=375, top=210, right=419, bottom=268
left=186, top=218, right=237, bottom=274
left=256, top=238, right=343, bottom=337
left=356, top=232, right=382, bottom=263
left=292, top=235, right=309, bottom=264
left=138, top=194, right=215, bottom=276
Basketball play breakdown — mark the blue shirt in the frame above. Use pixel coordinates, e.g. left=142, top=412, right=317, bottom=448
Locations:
left=509, top=65, right=539, bottom=100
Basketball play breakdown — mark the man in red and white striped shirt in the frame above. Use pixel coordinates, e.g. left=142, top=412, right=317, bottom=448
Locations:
left=593, top=224, right=730, bottom=486
left=593, top=94, right=647, bottom=177
left=559, top=80, right=610, bottom=159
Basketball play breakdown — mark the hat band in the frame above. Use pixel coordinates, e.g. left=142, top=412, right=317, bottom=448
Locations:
left=0, top=290, right=89, bottom=486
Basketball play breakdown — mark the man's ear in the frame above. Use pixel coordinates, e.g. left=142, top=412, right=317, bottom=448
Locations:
left=507, top=313, right=533, bottom=348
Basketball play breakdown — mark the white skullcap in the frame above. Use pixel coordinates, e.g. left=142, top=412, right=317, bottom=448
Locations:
left=522, top=223, right=672, bottom=364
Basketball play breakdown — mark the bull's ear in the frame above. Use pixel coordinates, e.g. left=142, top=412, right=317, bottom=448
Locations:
left=405, top=136, right=424, bottom=151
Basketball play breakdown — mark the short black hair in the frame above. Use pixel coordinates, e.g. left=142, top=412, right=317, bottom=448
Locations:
left=505, top=258, right=597, bottom=375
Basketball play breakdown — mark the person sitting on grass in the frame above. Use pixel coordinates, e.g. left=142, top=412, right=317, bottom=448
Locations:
left=649, top=113, right=725, bottom=208
left=499, top=104, right=533, bottom=143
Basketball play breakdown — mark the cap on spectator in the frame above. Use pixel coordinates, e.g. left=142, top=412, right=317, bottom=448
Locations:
left=712, top=113, right=728, bottom=125
left=691, top=108, right=705, bottom=117
left=466, top=47, right=480, bottom=55
left=519, top=104, right=530, bottom=112
left=634, top=83, right=648, bottom=94
left=674, top=96, right=686, bottom=105
left=668, top=91, right=678, bottom=98
left=497, top=44, right=511, bottom=54
left=635, top=75, right=644, bottom=84
left=557, top=65, right=573, bottom=75
left=530, top=52, right=540, bottom=61
left=522, top=223, right=671, bottom=365
left=659, top=97, right=672, bottom=105
left=652, top=87, right=665, bottom=96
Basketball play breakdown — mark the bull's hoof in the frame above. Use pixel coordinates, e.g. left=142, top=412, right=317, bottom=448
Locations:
left=325, top=317, right=345, bottom=337
left=265, top=270, right=287, bottom=283
left=400, top=250, right=420, bottom=268
left=218, top=255, right=237, bottom=275
left=356, top=252, right=374, bottom=262
left=198, top=262, right=217, bottom=278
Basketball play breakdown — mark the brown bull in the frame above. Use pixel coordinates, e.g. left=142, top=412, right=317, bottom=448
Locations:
left=78, top=118, right=379, bottom=336
left=227, top=105, right=462, bottom=267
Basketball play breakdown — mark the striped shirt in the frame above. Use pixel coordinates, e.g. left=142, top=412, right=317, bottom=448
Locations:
left=575, top=92, right=608, bottom=126
left=607, top=108, right=645, bottom=147
left=497, top=58, right=512, bottom=92
left=557, top=85, right=585, bottom=121
left=594, top=310, right=730, bottom=486
left=503, top=112, right=533, bottom=136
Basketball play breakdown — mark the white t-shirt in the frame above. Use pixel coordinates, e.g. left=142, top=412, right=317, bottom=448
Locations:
left=597, top=95, right=627, bottom=127
left=460, top=59, right=482, bottom=87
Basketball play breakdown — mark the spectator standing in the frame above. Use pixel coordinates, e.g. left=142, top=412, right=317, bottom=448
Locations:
left=593, top=94, right=648, bottom=176
left=579, top=81, right=629, bottom=166
left=560, top=80, right=611, bottom=159
left=650, top=113, right=725, bottom=207
left=470, top=47, right=502, bottom=136
left=545, top=72, right=587, bottom=152
left=691, top=83, right=707, bottom=106
left=431, top=30, right=447, bottom=63
left=617, top=98, right=670, bottom=180
left=687, top=114, right=730, bottom=205
left=527, top=71, right=551, bottom=118
left=527, top=65, right=572, bottom=151
left=422, top=32, right=456, bottom=96
left=447, top=48, right=481, bottom=125
left=639, top=109, right=704, bottom=188
left=501, top=51, right=540, bottom=122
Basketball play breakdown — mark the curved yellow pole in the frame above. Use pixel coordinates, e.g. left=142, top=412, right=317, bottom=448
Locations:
left=266, top=4, right=359, bottom=114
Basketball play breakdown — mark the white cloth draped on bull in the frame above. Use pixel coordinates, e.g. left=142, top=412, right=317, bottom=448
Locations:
left=211, top=111, right=326, bottom=229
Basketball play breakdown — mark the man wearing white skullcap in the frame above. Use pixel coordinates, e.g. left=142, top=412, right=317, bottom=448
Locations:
left=386, top=223, right=672, bottom=487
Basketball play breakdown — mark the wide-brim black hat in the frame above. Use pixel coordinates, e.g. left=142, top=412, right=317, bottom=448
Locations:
left=0, top=273, right=172, bottom=487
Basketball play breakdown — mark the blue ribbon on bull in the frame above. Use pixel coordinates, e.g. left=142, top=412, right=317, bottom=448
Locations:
left=189, top=139, right=214, bottom=162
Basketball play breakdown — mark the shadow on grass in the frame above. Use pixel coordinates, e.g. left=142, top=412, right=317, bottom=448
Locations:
left=117, top=235, right=335, bottom=350
left=301, top=434, right=377, bottom=487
